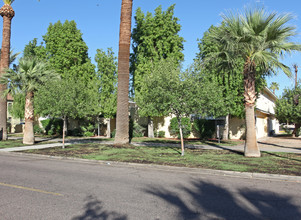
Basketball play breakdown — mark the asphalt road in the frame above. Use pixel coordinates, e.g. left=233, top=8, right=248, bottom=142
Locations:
left=0, top=153, right=301, bottom=220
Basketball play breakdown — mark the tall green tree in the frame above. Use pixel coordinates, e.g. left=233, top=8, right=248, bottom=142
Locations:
left=275, top=85, right=301, bottom=136
left=270, top=82, right=279, bottom=95
left=0, top=57, right=59, bottom=144
left=139, top=59, right=224, bottom=156
left=95, top=48, right=118, bottom=137
left=205, top=8, right=301, bottom=157
left=114, top=0, right=133, bottom=145
left=42, top=20, right=96, bottom=81
left=35, top=78, right=99, bottom=147
left=0, top=0, right=15, bottom=140
left=197, top=25, right=266, bottom=140
left=23, top=38, right=47, bottom=60
left=131, top=4, right=184, bottom=137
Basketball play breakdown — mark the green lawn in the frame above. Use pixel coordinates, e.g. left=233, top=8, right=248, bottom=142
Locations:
left=26, top=143, right=301, bottom=176
left=0, top=139, right=24, bottom=148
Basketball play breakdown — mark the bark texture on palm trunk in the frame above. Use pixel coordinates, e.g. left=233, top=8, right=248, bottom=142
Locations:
left=243, top=59, right=260, bottom=157
left=23, top=91, right=35, bottom=145
left=0, top=4, right=14, bottom=140
left=114, top=0, right=133, bottom=145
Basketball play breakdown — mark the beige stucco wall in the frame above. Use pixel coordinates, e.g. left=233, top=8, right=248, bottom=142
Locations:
left=229, top=117, right=245, bottom=139
left=7, top=100, right=24, bottom=133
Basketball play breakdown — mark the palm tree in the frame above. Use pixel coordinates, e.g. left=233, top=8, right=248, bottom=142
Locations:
left=114, top=0, right=133, bottom=145
left=0, top=0, right=15, bottom=140
left=270, top=82, right=279, bottom=95
left=207, top=8, right=301, bottom=157
left=0, top=57, right=59, bottom=144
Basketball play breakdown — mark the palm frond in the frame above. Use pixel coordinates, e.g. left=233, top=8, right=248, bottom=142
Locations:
left=3, top=0, right=14, bottom=5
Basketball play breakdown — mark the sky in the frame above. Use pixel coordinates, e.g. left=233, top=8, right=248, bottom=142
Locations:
left=2, top=0, right=301, bottom=97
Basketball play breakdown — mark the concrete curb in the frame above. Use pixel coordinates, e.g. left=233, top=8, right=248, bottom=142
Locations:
left=1, top=151, right=300, bottom=183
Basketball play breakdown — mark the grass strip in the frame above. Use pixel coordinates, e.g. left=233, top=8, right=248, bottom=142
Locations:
left=26, top=143, right=301, bottom=176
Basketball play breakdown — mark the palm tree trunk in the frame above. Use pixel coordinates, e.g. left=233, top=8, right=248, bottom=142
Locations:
left=0, top=5, right=14, bottom=141
left=147, top=116, right=154, bottom=138
left=114, top=0, right=133, bottom=145
left=23, top=91, right=35, bottom=145
left=243, top=60, right=260, bottom=157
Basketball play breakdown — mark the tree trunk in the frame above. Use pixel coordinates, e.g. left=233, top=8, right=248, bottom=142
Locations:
left=107, top=118, right=111, bottom=138
left=62, top=115, right=67, bottom=149
left=292, top=123, right=300, bottom=137
left=222, top=114, right=229, bottom=140
left=178, top=118, right=185, bottom=156
left=23, top=91, right=35, bottom=145
left=0, top=6, right=14, bottom=141
left=147, top=116, right=154, bottom=138
left=243, top=59, right=260, bottom=157
left=114, top=0, right=133, bottom=145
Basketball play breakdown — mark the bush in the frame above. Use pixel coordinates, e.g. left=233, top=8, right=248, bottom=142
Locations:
left=111, top=129, right=116, bottom=138
left=34, top=124, right=43, bottom=134
left=169, top=117, right=191, bottom=139
left=193, top=118, right=215, bottom=139
left=129, top=119, right=146, bottom=139
left=84, top=131, right=94, bottom=137
left=41, top=118, right=63, bottom=135
left=158, top=130, right=165, bottom=138
left=68, top=128, right=82, bottom=136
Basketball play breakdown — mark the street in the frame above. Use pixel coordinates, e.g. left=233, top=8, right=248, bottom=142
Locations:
left=0, top=152, right=300, bottom=220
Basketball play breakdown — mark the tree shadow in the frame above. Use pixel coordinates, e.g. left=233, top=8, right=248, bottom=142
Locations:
left=263, top=151, right=301, bottom=163
left=258, top=141, right=301, bottom=152
left=145, top=180, right=301, bottom=220
left=72, top=195, right=128, bottom=220
left=203, top=142, right=244, bottom=155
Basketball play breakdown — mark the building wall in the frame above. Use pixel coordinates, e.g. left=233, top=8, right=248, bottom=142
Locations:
left=7, top=100, right=24, bottom=133
left=229, top=117, right=245, bottom=139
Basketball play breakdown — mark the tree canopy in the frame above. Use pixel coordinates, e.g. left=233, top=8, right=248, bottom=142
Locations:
left=95, top=48, right=117, bottom=119
left=275, top=85, right=301, bottom=124
left=139, top=59, right=224, bottom=155
left=131, top=4, right=184, bottom=117
left=42, top=20, right=96, bottom=81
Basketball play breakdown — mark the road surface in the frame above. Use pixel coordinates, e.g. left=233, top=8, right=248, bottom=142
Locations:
left=0, top=152, right=301, bottom=220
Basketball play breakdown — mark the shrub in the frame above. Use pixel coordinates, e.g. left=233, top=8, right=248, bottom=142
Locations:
left=169, top=117, right=191, bottom=139
left=34, top=124, right=43, bottom=134
left=79, top=123, right=96, bottom=137
left=41, top=118, right=63, bottom=135
left=84, top=131, right=94, bottom=137
left=158, top=130, right=165, bottom=138
left=111, top=129, right=116, bottom=138
left=68, top=128, right=82, bottom=136
left=193, top=118, right=215, bottom=139
left=129, top=119, right=146, bottom=139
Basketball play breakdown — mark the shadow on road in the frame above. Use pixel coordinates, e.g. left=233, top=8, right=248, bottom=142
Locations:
left=72, top=195, right=128, bottom=220
left=145, top=180, right=301, bottom=220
